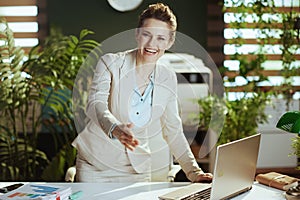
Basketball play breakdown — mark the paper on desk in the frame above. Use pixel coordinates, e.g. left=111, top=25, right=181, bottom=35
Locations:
left=0, top=184, right=72, bottom=200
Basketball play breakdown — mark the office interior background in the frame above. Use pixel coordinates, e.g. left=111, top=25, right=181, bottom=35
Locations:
left=0, top=0, right=300, bottom=181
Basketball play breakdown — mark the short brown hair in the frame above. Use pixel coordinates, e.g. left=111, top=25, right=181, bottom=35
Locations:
left=138, top=3, right=177, bottom=31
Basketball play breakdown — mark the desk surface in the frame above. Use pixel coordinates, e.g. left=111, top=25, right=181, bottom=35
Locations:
left=0, top=182, right=286, bottom=200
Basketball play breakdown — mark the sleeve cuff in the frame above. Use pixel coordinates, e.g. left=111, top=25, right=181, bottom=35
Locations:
left=108, top=123, right=118, bottom=139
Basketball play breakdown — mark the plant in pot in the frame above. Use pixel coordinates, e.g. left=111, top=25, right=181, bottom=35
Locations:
left=187, top=95, right=227, bottom=162
left=221, top=93, right=270, bottom=144
left=0, top=18, right=101, bottom=181
left=195, top=93, right=269, bottom=146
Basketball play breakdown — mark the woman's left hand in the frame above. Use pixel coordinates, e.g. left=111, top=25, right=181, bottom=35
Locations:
left=194, top=172, right=213, bottom=183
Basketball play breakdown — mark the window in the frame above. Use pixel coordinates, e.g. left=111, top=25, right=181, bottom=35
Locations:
left=222, top=0, right=300, bottom=100
left=0, top=0, right=47, bottom=53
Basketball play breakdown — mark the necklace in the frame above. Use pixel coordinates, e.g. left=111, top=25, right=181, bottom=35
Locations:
left=136, top=70, right=151, bottom=84
left=135, top=68, right=153, bottom=95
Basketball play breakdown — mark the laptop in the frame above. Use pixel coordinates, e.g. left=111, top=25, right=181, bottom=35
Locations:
left=158, top=133, right=261, bottom=200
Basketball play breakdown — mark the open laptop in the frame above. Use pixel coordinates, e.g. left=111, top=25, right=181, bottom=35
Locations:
left=159, top=133, right=261, bottom=200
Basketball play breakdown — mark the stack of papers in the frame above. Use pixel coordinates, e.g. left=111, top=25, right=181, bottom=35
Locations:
left=0, top=184, right=72, bottom=200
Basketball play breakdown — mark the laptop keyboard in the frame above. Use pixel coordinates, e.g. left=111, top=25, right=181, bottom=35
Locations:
left=181, top=187, right=211, bottom=200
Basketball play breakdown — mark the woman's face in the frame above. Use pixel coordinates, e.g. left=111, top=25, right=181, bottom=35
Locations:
left=136, top=18, right=174, bottom=64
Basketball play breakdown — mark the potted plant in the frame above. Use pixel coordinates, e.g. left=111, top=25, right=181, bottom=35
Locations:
left=0, top=17, right=101, bottom=181
left=195, top=93, right=269, bottom=146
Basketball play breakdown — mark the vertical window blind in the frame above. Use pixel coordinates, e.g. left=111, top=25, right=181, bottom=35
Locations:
left=222, top=0, right=300, bottom=100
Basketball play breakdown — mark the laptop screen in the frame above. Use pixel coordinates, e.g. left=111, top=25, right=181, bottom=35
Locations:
left=210, top=133, right=261, bottom=200
left=158, top=133, right=261, bottom=200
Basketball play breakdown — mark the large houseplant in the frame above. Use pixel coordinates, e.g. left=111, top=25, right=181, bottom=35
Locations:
left=0, top=18, right=48, bottom=180
left=0, top=18, right=101, bottom=181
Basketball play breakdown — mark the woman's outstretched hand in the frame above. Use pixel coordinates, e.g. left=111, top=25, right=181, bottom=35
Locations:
left=112, top=123, right=139, bottom=151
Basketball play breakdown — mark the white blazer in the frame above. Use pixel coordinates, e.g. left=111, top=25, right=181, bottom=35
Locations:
left=72, top=49, right=202, bottom=181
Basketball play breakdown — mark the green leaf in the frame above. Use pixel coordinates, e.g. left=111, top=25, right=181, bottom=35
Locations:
left=79, top=29, right=94, bottom=40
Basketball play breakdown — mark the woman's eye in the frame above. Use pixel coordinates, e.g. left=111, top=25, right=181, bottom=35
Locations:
left=158, top=37, right=166, bottom=41
left=142, top=33, right=150, bottom=37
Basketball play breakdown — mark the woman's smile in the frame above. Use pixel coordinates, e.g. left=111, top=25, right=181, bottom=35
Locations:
left=144, top=48, right=158, bottom=54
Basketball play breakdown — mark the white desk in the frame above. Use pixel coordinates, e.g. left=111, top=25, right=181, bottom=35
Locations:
left=0, top=182, right=286, bottom=199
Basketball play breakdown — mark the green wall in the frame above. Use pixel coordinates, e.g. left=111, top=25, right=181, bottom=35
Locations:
left=47, top=0, right=207, bottom=47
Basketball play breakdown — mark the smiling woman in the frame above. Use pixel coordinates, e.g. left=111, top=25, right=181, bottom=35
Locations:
left=71, top=2, right=213, bottom=183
